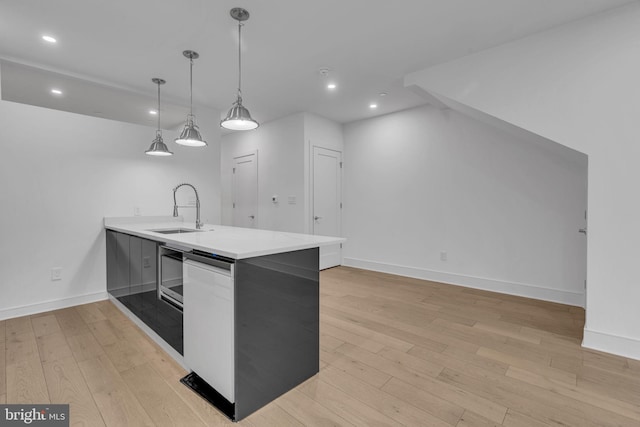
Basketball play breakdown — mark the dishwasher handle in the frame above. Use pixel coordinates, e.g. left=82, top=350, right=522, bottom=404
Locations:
left=160, top=243, right=193, bottom=254
left=184, top=252, right=234, bottom=272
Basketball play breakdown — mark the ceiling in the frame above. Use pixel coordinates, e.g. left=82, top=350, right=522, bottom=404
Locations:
left=0, top=0, right=634, bottom=130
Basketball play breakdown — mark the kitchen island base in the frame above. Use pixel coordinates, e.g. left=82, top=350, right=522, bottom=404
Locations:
left=105, top=218, right=337, bottom=422
left=183, top=247, right=320, bottom=421
left=233, top=247, right=319, bottom=420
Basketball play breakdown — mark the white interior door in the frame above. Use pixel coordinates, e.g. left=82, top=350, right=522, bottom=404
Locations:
left=312, top=146, right=342, bottom=269
left=566, top=166, right=588, bottom=308
left=233, top=152, right=258, bottom=228
left=579, top=209, right=588, bottom=307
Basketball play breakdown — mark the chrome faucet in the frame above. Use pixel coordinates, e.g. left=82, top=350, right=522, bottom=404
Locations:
left=173, top=183, right=202, bottom=229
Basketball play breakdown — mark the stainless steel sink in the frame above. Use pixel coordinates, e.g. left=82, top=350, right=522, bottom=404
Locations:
left=150, top=228, right=204, bottom=234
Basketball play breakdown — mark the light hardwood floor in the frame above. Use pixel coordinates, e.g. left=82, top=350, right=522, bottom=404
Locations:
left=2, top=266, right=640, bottom=426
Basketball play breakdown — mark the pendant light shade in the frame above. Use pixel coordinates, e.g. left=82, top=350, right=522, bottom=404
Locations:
left=176, top=116, right=206, bottom=145
left=146, top=78, right=173, bottom=156
left=221, top=95, right=258, bottom=130
left=146, top=131, right=173, bottom=156
left=176, top=50, right=207, bottom=147
left=221, top=7, right=259, bottom=131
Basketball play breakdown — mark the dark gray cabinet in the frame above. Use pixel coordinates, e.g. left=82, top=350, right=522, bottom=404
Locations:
left=106, top=230, right=183, bottom=354
left=106, top=230, right=156, bottom=299
left=107, top=230, right=132, bottom=297
left=234, top=248, right=319, bottom=420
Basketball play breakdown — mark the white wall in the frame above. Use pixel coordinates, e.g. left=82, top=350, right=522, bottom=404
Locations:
left=220, top=113, right=306, bottom=232
left=343, top=105, right=587, bottom=306
left=404, top=2, right=640, bottom=359
left=0, top=100, right=220, bottom=319
left=221, top=112, right=344, bottom=236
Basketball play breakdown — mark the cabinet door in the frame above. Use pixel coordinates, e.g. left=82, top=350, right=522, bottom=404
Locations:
left=140, top=239, right=158, bottom=314
left=114, top=232, right=130, bottom=298
left=126, top=236, right=161, bottom=319
left=106, top=231, right=118, bottom=295
left=129, top=236, right=142, bottom=296
left=141, top=239, right=157, bottom=293
left=127, top=236, right=144, bottom=316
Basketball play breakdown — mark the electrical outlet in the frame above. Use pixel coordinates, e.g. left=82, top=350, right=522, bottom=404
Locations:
left=134, top=206, right=141, bottom=216
left=288, top=195, right=297, bottom=205
left=188, top=197, right=197, bottom=206
left=440, top=251, right=447, bottom=262
left=143, top=256, right=151, bottom=268
left=51, top=267, right=62, bottom=281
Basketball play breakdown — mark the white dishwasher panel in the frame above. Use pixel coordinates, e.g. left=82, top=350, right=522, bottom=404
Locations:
left=183, top=259, right=235, bottom=403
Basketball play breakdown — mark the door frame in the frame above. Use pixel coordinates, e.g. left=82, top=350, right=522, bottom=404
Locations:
left=232, top=150, right=259, bottom=228
left=310, top=145, right=343, bottom=268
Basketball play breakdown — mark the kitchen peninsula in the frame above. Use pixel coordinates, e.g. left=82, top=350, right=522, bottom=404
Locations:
left=104, top=216, right=344, bottom=421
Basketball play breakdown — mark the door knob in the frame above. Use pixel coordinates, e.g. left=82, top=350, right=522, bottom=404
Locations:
left=314, top=216, right=322, bottom=220
left=579, top=227, right=587, bottom=235
left=249, top=215, right=255, bottom=219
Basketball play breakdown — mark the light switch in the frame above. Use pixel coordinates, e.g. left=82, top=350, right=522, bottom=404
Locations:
left=288, top=195, right=297, bottom=205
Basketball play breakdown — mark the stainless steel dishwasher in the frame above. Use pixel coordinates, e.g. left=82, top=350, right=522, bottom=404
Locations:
left=183, top=252, right=236, bottom=403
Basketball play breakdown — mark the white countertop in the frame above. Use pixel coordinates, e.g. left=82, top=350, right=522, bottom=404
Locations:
left=104, top=216, right=345, bottom=260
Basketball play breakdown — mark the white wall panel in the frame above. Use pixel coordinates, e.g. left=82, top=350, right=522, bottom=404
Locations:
left=0, top=100, right=220, bottom=318
left=343, top=105, right=587, bottom=306
left=220, top=113, right=306, bottom=232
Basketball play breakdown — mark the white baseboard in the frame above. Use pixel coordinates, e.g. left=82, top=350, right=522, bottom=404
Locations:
left=342, top=257, right=585, bottom=307
left=320, top=244, right=342, bottom=270
left=583, top=329, right=640, bottom=361
left=0, top=291, right=108, bottom=321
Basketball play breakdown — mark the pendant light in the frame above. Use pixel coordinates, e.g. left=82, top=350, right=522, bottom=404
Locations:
left=175, top=50, right=207, bottom=147
left=146, top=78, right=173, bottom=156
left=221, top=7, right=259, bottom=131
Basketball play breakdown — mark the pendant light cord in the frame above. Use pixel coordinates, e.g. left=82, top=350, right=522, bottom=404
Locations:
left=238, top=20, right=243, bottom=99
left=189, top=57, right=194, bottom=116
left=157, top=81, right=161, bottom=133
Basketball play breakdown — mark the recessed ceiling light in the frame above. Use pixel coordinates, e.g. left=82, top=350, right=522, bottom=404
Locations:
left=149, top=110, right=158, bottom=115
left=379, top=92, right=387, bottom=97
left=369, top=103, right=378, bottom=109
left=327, top=83, right=337, bottom=90
left=50, top=89, right=62, bottom=95
left=42, top=35, right=57, bottom=43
